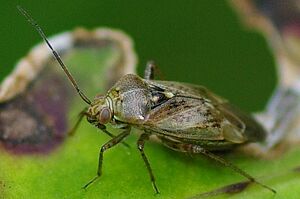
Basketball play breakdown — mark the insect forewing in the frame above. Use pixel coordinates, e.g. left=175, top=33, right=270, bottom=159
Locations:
left=143, top=81, right=266, bottom=144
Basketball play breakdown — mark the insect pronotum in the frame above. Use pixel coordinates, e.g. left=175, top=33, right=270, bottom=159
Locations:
left=17, top=5, right=276, bottom=195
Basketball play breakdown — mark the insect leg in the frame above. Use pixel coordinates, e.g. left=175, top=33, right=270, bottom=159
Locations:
left=161, top=139, right=276, bottom=194
left=68, top=107, right=88, bottom=136
left=98, top=125, right=130, bottom=148
left=83, top=126, right=131, bottom=189
left=137, top=133, right=160, bottom=194
left=192, top=146, right=275, bottom=194
left=68, top=110, right=129, bottom=147
left=144, top=61, right=165, bottom=80
left=144, top=61, right=156, bottom=80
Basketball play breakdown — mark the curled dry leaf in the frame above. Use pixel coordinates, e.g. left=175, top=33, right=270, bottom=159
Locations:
left=0, top=28, right=137, bottom=154
left=230, top=0, right=300, bottom=153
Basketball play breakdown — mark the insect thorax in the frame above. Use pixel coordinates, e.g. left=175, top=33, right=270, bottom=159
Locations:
left=107, top=74, right=152, bottom=123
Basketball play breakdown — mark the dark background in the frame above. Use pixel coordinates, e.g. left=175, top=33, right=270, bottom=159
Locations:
left=0, top=0, right=276, bottom=112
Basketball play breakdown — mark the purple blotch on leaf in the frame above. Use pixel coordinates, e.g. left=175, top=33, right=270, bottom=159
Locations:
left=0, top=67, right=72, bottom=154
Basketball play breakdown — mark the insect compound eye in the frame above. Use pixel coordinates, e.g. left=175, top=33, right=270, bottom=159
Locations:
left=98, top=107, right=111, bottom=124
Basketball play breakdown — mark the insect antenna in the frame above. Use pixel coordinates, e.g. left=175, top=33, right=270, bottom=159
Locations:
left=17, top=5, right=92, bottom=105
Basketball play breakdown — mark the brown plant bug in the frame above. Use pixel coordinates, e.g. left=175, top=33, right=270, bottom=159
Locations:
left=18, top=5, right=276, bottom=195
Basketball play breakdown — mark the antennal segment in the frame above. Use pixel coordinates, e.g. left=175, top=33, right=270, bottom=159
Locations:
left=17, top=5, right=92, bottom=105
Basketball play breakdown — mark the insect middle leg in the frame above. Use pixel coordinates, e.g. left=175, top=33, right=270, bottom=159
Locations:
left=97, top=125, right=130, bottom=148
left=137, top=133, right=160, bottom=194
left=83, top=126, right=131, bottom=189
left=144, top=61, right=156, bottom=80
left=144, top=61, right=165, bottom=80
left=160, top=137, right=276, bottom=194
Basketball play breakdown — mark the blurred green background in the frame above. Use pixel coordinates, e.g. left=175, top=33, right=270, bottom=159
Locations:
left=0, top=0, right=276, bottom=112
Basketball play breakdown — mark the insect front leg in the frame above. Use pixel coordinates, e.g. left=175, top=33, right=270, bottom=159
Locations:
left=68, top=107, right=88, bottom=136
left=68, top=110, right=129, bottom=147
left=161, top=138, right=276, bottom=194
left=83, top=126, right=131, bottom=189
left=137, top=133, right=160, bottom=194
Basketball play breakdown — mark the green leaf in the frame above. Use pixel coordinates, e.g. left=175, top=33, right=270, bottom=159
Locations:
left=1, top=29, right=300, bottom=199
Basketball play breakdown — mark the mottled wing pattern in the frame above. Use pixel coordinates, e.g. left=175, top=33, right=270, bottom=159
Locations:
left=148, top=80, right=227, bottom=104
left=144, top=95, right=225, bottom=140
left=143, top=80, right=266, bottom=143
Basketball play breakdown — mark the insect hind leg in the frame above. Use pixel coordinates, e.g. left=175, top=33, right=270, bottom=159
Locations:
left=137, top=133, right=160, bottom=194
left=160, top=137, right=276, bottom=194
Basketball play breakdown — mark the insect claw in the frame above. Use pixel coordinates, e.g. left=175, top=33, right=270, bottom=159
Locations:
left=249, top=176, right=276, bottom=194
left=258, top=182, right=276, bottom=194
left=82, top=176, right=99, bottom=190
left=152, top=182, right=160, bottom=194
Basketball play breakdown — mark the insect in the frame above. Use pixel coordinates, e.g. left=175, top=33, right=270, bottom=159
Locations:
left=18, top=6, right=275, bottom=194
